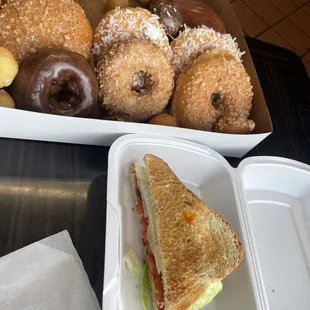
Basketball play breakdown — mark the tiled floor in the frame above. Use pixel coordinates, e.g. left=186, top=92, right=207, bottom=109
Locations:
left=229, top=0, right=310, bottom=76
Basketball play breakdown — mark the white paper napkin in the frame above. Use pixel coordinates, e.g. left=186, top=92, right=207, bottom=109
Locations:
left=0, top=230, right=101, bottom=310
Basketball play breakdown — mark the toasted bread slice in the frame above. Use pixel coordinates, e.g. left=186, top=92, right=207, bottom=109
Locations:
left=145, top=154, right=243, bottom=310
left=130, top=155, right=243, bottom=310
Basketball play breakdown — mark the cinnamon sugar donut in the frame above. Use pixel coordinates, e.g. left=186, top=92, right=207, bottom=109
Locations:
left=171, top=49, right=255, bottom=134
left=92, top=7, right=171, bottom=62
left=0, top=0, right=93, bottom=64
left=171, top=26, right=244, bottom=78
left=97, top=39, right=174, bottom=122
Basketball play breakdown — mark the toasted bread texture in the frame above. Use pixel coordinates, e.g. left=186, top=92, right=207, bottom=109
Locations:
left=142, top=154, right=243, bottom=310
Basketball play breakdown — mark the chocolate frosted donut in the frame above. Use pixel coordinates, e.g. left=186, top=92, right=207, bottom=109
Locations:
left=171, top=0, right=226, bottom=33
left=11, top=48, right=98, bottom=117
left=149, top=0, right=182, bottom=38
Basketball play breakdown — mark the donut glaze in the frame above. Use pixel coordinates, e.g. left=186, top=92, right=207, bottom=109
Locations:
left=11, top=48, right=98, bottom=117
left=171, top=0, right=226, bottom=33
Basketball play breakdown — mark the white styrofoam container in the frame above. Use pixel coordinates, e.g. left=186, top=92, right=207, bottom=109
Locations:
left=104, top=134, right=310, bottom=310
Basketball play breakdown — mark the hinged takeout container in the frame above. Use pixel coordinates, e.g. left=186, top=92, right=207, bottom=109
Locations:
left=0, top=0, right=272, bottom=158
left=104, top=134, right=310, bottom=310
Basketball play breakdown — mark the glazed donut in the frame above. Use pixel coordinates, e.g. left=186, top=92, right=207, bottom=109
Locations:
left=171, top=49, right=254, bottom=134
left=97, top=39, right=174, bottom=122
left=148, top=113, right=177, bottom=127
left=0, top=0, right=93, bottom=64
left=0, top=46, right=18, bottom=88
left=171, top=0, right=226, bottom=33
left=11, top=48, right=98, bottom=117
left=171, top=26, right=244, bottom=78
left=0, top=90, right=15, bottom=108
left=92, top=7, right=171, bottom=62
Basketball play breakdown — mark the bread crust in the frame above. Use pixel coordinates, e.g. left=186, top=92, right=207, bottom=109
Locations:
left=143, top=154, right=243, bottom=310
left=130, top=163, right=142, bottom=207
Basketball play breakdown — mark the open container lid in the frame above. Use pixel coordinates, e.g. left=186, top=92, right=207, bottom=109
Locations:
left=236, top=157, right=310, bottom=310
left=104, top=134, right=310, bottom=310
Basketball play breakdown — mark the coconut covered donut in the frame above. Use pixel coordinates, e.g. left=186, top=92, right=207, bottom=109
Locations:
left=97, top=39, right=174, bottom=122
left=171, top=26, right=244, bottom=78
left=0, top=0, right=93, bottom=64
left=92, top=7, right=171, bottom=63
left=171, top=49, right=255, bottom=134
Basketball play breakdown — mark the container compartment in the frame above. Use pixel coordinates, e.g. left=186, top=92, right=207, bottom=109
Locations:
left=104, top=135, right=260, bottom=310
left=238, top=158, right=310, bottom=310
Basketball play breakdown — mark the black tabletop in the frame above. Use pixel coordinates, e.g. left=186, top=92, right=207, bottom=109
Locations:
left=0, top=37, right=309, bottom=307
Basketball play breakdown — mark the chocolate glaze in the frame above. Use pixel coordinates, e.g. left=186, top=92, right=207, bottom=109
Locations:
left=11, top=48, right=99, bottom=118
left=149, top=0, right=182, bottom=38
left=171, top=0, right=226, bottom=34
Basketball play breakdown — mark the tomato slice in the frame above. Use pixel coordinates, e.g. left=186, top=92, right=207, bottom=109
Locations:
left=135, top=188, right=165, bottom=309
left=136, top=203, right=144, bottom=215
left=147, top=252, right=165, bottom=309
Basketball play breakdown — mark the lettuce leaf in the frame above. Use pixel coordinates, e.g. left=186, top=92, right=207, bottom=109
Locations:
left=124, top=248, right=144, bottom=277
left=189, top=281, right=223, bottom=310
left=141, top=262, right=150, bottom=310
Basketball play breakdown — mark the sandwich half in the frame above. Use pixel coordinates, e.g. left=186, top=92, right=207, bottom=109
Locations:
left=130, top=154, right=243, bottom=310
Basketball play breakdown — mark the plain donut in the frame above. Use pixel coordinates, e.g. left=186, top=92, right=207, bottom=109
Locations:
left=97, top=39, right=174, bottom=122
left=171, top=49, right=254, bottom=134
left=0, top=0, right=93, bottom=64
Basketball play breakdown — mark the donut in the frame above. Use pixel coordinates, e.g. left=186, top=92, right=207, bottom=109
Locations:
left=11, top=48, right=99, bottom=117
left=103, top=111, right=136, bottom=123
left=171, top=0, right=225, bottom=33
left=214, top=115, right=255, bottom=134
left=0, top=90, right=15, bottom=108
left=148, top=113, right=177, bottom=127
left=171, top=26, right=244, bottom=79
left=0, top=46, right=18, bottom=88
left=92, top=7, right=171, bottom=62
left=149, top=0, right=183, bottom=38
left=0, top=0, right=93, bottom=64
left=97, top=39, right=174, bottom=122
left=171, top=49, right=255, bottom=134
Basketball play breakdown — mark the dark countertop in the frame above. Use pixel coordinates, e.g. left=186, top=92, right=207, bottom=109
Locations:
left=0, top=37, right=309, bottom=307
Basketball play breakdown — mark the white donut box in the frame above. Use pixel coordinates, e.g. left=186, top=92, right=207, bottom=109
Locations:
left=0, top=0, right=272, bottom=158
